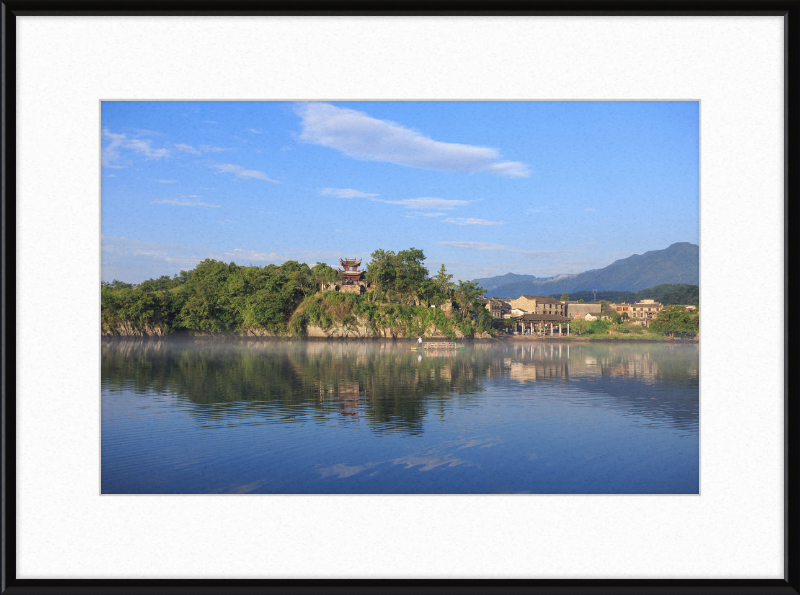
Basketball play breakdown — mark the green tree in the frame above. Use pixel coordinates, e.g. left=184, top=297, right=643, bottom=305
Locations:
left=455, top=280, right=485, bottom=323
left=365, top=249, right=397, bottom=300
left=432, top=264, right=455, bottom=306
left=649, top=306, right=698, bottom=338
left=570, top=318, right=590, bottom=336
left=393, top=248, right=428, bottom=304
left=560, top=292, right=569, bottom=301
left=578, top=298, right=585, bottom=303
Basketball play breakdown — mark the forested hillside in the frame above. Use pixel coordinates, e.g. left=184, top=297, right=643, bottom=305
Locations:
left=549, top=284, right=699, bottom=306
left=476, top=242, right=699, bottom=296
left=101, top=249, right=494, bottom=338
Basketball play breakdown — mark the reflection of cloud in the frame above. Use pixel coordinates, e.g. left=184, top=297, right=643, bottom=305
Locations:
left=318, top=436, right=494, bottom=479
left=295, top=102, right=530, bottom=177
left=213, top=478, right=271, bottom=494
left=456, top=437, right=500, bottom=449
left=317, top=463, right=377, bottom=478
left=390, top=454, right=467, bottom=472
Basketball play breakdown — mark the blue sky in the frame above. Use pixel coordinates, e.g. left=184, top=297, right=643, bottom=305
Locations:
left=101, top=101, right=699, bottom=283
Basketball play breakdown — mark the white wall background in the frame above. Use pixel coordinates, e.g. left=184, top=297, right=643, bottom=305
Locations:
left=16, top=16, right=784, bottom=579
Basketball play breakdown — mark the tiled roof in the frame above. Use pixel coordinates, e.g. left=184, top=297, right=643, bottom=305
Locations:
left=514, top=313, right=571, bottom=322
left=519, top=295, right=560, bottom=303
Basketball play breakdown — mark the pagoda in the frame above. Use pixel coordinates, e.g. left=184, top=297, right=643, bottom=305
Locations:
left=338, top=258, right=365, bottom=294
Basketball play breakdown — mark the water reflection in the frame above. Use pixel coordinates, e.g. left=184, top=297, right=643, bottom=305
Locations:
left=102, top=339, right=699, bottom=494
left=102, top=338, right=698, bottom=435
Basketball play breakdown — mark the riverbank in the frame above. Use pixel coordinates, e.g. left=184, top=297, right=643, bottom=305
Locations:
left=498, top=334, right=698, bottom=342
left=100, top=331, right=698, bottom=344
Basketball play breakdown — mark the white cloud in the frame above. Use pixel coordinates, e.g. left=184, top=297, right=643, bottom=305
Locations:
left=151, top=198, right=220, bottom=208
left=294, top=102, right=530, bottom=177
left=209, top=163, right=278, bottom=182
left=443, top=217, right=504, bottom=226
left=173, top=143, right=202, bottom=155
left=199, top=144, right=232, bottom=153
left=435, top=241, right=577, bottom=258
left=372, top=197, right=472, bottom=210
left=404, top=211, right=446, bottom=219
left=152, top=179, right=176, bottom=184
left=319, top=188, right=378, bottom=199
left=585, top=207, right=597, bottom=212
left=102, top=235, right=345, bottom=282
left=203, top=120, right=218, bottom=124
left=102, top=129, right=169, bottom=167
left=249, top=128, right=264, bottom=134
left=174, top=143, right=231, bottom=155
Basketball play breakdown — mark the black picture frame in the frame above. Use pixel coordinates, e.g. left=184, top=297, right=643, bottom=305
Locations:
left=2, top=1, right=795, bottom=594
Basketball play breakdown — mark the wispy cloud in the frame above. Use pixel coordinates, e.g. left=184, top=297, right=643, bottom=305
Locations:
left=128, top=128, right=162, bottom=136
left=209, top=163, right=278, bottom=182
left=174, top=143, right=232, bottom=155
left=319, top=188, right=378, bottom=199
left=585, top=207, right=596, bottom=212
left=203, top=120, right=218, bottom=124
left=372, top=197, right=473, bottom=210
left=173, top=143, right=202, bottom=155
left=435, top=241, right=577, bottom=258
left=152, top=179, right=176, bottom=184
left=443, top=217, right=504, bottom=226
left=404, top=211, right=446, bottom=219
left=295, top=102, right=530, bottom=178
left=249, top=128, right=264, bottom=134
left=102, top=129, right=169, bottom=167
left=151, top=198, right=220, bottom=208
left=102, top=235, right=286, bottom=272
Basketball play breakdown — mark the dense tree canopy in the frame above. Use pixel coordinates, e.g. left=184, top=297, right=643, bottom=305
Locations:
left=551, top=284, right=699, bottom=306
left=649, top=306, right=699, bottom=338
left=102, top=249, right=491, bottom=337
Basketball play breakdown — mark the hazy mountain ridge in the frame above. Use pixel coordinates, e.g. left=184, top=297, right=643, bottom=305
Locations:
left=475, top=243, right=699, bottom=297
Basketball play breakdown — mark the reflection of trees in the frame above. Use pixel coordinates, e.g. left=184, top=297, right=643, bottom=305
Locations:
left=101, top=339, right=699, bottom=435
left=485, top=341, right=699, bottom=431
left=488, top=342, right=698, bottom=387
left=101, top=339, right=492, bottom=435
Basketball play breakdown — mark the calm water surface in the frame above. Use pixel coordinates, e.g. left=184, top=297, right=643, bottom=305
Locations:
left=101, top=339, right=699, bottom=494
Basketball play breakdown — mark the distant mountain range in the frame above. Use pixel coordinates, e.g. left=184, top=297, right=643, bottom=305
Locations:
left=473, top=242, right=699, bottom=297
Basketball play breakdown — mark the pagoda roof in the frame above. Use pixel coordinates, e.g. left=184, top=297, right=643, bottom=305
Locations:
left=340, top=258, right=361, bottom=266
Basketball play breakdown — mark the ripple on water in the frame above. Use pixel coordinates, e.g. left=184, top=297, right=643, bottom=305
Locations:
left=101, top=340, right=699, bottom=494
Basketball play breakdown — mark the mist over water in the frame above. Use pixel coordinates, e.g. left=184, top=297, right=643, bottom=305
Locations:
left=101, top=339, right=699, bottom=494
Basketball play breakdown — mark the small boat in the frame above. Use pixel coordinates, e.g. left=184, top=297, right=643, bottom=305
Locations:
left=411, top=341, right=465, bottom=351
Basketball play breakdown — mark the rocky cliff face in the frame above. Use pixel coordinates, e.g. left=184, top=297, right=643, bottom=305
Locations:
left=102, top=323, right=169, bottom=337
left=102, top=320, right=493, bottom=339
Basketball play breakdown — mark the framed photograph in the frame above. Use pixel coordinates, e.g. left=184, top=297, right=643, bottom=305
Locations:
left=4, top=2, right=794, bottom=593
